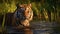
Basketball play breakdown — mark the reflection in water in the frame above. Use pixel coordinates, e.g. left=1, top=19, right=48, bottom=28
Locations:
left=6, top=26, right=33, bottom=34
left=24, top=27, right=33, bottom=34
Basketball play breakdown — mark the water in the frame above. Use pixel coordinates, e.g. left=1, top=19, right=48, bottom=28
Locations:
left=5, top=21, right=59, bottom=34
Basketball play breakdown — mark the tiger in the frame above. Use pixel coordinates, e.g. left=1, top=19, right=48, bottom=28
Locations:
left=12, top=4, right=33, bottom=27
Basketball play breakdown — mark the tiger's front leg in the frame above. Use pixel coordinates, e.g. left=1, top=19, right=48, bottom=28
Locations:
left=21, top=19, right=30, bottom=27
left=17, top=19, right=30, bottom=29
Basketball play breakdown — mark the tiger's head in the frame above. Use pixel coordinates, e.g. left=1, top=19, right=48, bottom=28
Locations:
left=13, top=4, right=33, bottom=27
left=19, top=4, right=33, bottom=27
left=17, top=4, right=33, bottom=21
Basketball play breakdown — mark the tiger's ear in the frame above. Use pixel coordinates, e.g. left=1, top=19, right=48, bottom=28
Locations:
left=19, top=4, right=27, bottom=7
left=19, top=5, right=23, bottom=7
left=28, top=4, right=32, bottom=7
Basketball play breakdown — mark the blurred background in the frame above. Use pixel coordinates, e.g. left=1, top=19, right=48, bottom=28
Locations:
left=0, top=0, right=60, bottom=34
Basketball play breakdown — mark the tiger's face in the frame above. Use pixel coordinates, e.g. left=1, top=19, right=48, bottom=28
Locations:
left=13, top=4, right=33, bottom=27
left=19, top=4, right=33, bottom=21
left=19, top=4, right=33, bottom=27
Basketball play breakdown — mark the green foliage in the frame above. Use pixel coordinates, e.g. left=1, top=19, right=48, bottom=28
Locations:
left=0, top=0, right=60, bottom=21
left=2, top=14, right=5, bottom=29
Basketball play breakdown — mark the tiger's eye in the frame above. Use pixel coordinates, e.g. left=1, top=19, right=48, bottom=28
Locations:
left=21, top=7, right=25, bottom=11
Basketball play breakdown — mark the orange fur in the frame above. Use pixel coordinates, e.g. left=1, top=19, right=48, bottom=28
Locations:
left=12, top=4, right=33, bottom=27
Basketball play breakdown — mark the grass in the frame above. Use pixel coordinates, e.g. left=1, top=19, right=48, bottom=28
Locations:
left=0, top=27, right=2, bottom=32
